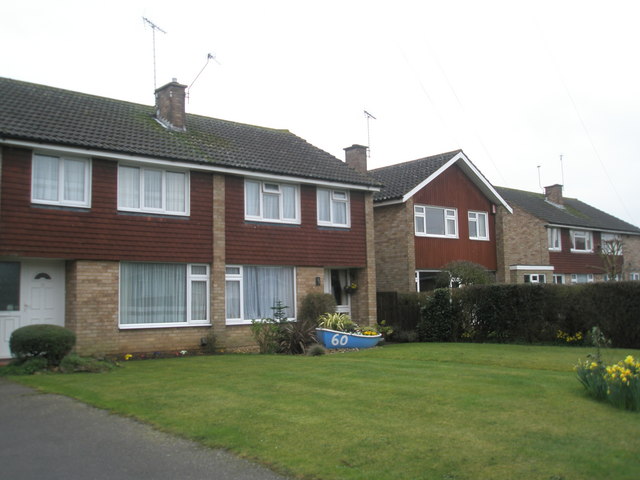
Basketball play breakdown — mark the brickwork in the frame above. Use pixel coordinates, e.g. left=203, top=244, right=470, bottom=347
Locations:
left=374, top=200, right=415, bottom=293
left=622, top=235, right=640, bottom=279
left=67, top=260, right=211, bottom=356
left=352, top=193, right=378, bottom=326
left=210, top=174, right=228, bottom=345
left=495, top=205, right=549, bottom=283
left=154, top=80, right=187, bottom=131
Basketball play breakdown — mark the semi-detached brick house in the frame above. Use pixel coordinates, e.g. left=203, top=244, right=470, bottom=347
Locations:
left=344, top=146, right=511, bottom=293
left=0, top=77, right=380, bottom=358
left=495, top=185, right=640, bottom=284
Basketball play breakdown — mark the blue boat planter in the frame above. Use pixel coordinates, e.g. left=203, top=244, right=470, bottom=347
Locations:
left=316, top=328, right=382, bottom=349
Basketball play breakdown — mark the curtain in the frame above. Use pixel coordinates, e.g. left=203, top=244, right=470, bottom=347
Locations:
left=121, top=263, right=186, bottom=324
left=63, top=158, right=86, bottom=202
left=166, top=172, right=185, bottom=213
left=32, top=155, right=58, bottom=201
left=243, top=266, right=294, bottom=319
left=225, top=280, right=241, bottom=319
left=191, top=280, right=207, bottom=321
left=118, top=166, right=140, bottom=208
left=282, top=184, right=296, bottom=219
left=245, top=181, right=260, bottom=216
left=263, top=192, right=279, bottom=219
left=333, top=200, right=347, bottom=225
left=317, top=189, right=330, bottom=222
left=144, top=169, right=163, bottom=209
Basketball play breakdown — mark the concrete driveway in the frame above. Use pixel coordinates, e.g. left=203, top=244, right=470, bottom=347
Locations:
left=0, top=379, right=290, bottom=480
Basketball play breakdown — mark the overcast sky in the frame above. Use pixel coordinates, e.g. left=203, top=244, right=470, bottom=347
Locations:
left=2, top=0, right=639, bottom=226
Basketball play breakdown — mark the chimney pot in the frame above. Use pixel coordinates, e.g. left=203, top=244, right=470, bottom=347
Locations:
left=544, top=184, right=564, bottom=205
left=344, top=144, right=368, bottom=173
left=155, top=79, right=187, bottom=131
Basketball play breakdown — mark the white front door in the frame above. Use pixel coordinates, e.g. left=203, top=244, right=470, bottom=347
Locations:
left=0, top=260, right=65, bottom=358
left=325, top=269, right=351, bottom=316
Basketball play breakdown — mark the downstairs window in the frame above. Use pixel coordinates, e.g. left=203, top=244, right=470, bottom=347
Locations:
left=120, top=263, right=209, bottom=327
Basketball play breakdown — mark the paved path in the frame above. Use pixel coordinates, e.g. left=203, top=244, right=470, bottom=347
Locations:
left=0, top=379, right=290, bottom=480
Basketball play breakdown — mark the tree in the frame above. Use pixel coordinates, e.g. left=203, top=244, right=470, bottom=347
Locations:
left=598, top=237, right=625, bottom=281
left=435, top=260, right=493, bottom=288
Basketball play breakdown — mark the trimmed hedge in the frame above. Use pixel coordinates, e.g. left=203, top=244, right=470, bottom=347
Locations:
left=412, top=282, right=640, bottom=348
left=10, top=324, right=76, bottom=366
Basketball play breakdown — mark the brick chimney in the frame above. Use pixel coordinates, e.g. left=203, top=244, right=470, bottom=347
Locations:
left=544, top=184, right=564, bottom=206
left=155, top=78, right=187, bottom=131
left=344, top=144, right=368, bottom=173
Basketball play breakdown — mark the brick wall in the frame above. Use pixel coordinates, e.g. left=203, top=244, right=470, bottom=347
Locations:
left=624, top=235, right=640, bottom=278
left=495, top=205, right=549, bottom=283
left=67, top=260, right=211, bottom=356
left=374, top=200, right=416, bottom=293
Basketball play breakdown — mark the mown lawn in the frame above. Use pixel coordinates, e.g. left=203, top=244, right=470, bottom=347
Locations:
left=11, top=343, right=640, bottom=480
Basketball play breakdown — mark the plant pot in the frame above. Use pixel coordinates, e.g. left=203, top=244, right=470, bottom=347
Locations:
left=315, top=328, right=382, bottom=349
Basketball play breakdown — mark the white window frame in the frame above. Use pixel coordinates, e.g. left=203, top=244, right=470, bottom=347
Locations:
left=31, top=153, right=91, bottom=208
left=244, top=179, right=300, bottom=224
left=317, top=188, right=351, bottom=227
left=571, top=273, right=594, bottom=284
left=225, top=265, right=296, bottom=325
left=547, top=227, right=562, bottom=251
left=570, top=230, right=593, bottom=253
left=524, top=274, right=546, bottom=284
left=630, top=273, right=640, bottom=281
left=117, top=164, right=190, bottom=216
left=119, top=263, right=210, bottom=329
left=414, top=205, right=458, bottom=238
left=468, top=211, right=489, bottom=241
left=553, top=274, right=565, bottom=284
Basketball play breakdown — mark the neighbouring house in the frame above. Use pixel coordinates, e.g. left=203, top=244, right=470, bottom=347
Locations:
left=495, top=185, right=640, bottom=284
left=344, top=146, right=511, bottom=293
left=0, top=77, right=380, bottom=359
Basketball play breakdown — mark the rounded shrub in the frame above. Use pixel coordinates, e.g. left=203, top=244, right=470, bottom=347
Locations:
left=10, top=324, right=76, bottom=366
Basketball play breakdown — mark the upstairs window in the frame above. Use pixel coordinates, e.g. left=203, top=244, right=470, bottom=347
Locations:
left=547, top=228, right=562, bottom=251
left=468, top=211, right=489, bottom=240
left=317, top=188, right=350, bottom=227
left=118, top=165, right=189, bottom=216
left=570, top=230, right=593, bottom=253
left=415, top=205, right=458, bottom=238
left=245, top=180, right=299, bottom=224
left=601, top=233, right=622, bottom=255
left=32, top=154, right=91, bottom=207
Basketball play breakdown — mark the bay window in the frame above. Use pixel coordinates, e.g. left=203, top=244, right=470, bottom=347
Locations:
left=120, top=263, right=209, bottom=327
left=32, top=153, right=91, bottom=207
left=317, top=188, right=350, bottom=227
left=225, top=265, right=295, bottom=324
left=245, top=179, right=299, bottom=224
left=118, top=165, right=189, bottom=215
left=415, top=205, right=458, bottom=238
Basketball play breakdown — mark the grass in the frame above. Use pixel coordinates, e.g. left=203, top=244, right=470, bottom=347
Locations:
left=9, top=343, right=640, bottom=480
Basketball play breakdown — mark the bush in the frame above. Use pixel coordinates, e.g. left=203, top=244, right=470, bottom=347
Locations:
left=417, top=289, right=460, bottom=342
left=0, top=356, right=48, bottom=376
left=278, top=317, right=319, bottom=354
left=59, top=354, right=116, bottom=373
left=299, top=293, right=336, bottom=323
left=306, top=344, right=326, bottom=356
left=10, top=324, right=76, bottom=366
left=201, top=331, right=217, bottom=354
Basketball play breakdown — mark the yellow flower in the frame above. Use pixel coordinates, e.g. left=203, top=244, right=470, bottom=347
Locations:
left=590, top=362, right=598, bottom=370
left=124, top=354, right=133, bottom=361
left=625, top=355, right=634, bottom=365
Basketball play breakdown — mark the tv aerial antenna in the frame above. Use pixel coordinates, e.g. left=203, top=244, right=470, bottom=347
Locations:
left=142, top=17, right=167, bottom=91
left=187, top=53, right=221, bottom=101
left=364, top=110, right=377, bottom=158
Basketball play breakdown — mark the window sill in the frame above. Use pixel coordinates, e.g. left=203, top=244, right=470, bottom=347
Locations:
left=415, top=233, right=459, bottom=239
left=32, top=203, right=91, bottom=212
left=469, top=237, right=490, bottom=242
left=570, top=249, right=594, bottom=254
left=119, top=322, right=211, bottom=330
